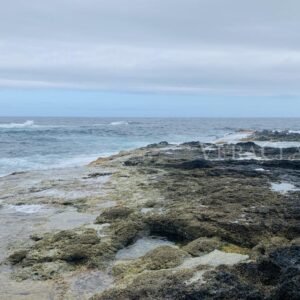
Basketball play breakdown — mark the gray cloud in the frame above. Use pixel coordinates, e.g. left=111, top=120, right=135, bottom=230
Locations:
left=0, top=0, right=300, bottom=95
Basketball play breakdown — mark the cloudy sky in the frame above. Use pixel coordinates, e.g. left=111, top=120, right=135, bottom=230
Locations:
left=0, top=0, right=299, bottom=116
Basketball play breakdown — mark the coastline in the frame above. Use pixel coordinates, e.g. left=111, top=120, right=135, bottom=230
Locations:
left=0, top=130, right=299, bottom=299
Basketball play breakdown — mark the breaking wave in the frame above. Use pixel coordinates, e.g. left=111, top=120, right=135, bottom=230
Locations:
left=0, top=120, right=35, bottom=129
left=109, top=121, right=130, bottom=126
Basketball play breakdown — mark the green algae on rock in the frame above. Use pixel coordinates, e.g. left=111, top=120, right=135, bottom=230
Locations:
left=4, top=135, right=300, bottom=299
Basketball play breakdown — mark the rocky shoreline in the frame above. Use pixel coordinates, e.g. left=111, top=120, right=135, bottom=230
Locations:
left=1, top=130, right=300, bottom=299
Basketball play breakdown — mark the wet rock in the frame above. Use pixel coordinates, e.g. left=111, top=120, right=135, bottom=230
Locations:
left=236, top=141, right=260, bottom=150
left=95, top=207, right=134, bottom=224
left=183, top=237, right=222, bottom=256
left=142, top=246, right=187, bottom=270
left=94, top=246, right=299, bottom=300
left=59, top=244, right=92, bottom=263
left=5, top=137, right=300, bottom=297
left=113, top=246, right=187, bottom=281
left=145, top=141, right=169, bottom=148
left=111, top=220, right=146, bottom=248
left=252, top=237, right=290, bottom=259
left=8, top=250, right=28, bottom=265
left=30, top=233, right=44, bottom=241
left=253, top=130, right=300, bottom=142
left=84, top=172, right=113, bottom=179
left=13, top=261, right=72, bottom=281
left=169, top=159, right=212, bottom=170
left=92, top=269, right=193, bottom=300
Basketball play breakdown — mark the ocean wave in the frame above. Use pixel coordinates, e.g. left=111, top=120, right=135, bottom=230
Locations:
left=288, top=130, right=300, bottom=134
left=109, top=121, right=130, bottom=126
left=213, top=130, right=254, bottom=144
left=0, top=120, right=35, bottom=129
left=0, top=152, right=115, bottom=177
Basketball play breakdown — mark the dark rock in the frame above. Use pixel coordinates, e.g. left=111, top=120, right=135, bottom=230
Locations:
left=169, top=159, right=212, bottom=170
left=8, top=250, right=28, bottom=265
left=84, top=172, right=113, bottom=179
left=95, top=207, right=134, bottom=224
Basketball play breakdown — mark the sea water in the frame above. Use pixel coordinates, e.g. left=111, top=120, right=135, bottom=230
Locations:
left=1, top=117, right=300, bottom=176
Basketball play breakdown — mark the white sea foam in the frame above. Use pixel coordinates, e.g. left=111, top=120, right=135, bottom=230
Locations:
left=0, top=120, right=35, bottom=129
left=109, top=121, right=129, bottom=126
left=288, top=130, right=300, bottom=134
left=214, top=131, right=254, bottom=144
left=0, top=153, right=109, bottom=176
left=7, top=204, right=44, bottom=214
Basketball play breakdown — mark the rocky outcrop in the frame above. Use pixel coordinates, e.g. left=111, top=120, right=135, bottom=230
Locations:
left=252, top=130, right=300, bottom=142
left=6, top=136, right=300, bottom=299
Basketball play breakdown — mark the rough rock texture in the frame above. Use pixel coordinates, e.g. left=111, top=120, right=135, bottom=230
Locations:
left=6, top=132, right=300, bottom=299
left=252, top=130, right=300, bottom=142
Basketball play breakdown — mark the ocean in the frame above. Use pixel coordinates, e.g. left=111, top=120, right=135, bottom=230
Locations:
left=1, top=117, right=300, bottom=177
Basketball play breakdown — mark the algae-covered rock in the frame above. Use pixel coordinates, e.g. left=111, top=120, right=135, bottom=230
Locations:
left=13, top=261, right=72, bottom=281
left=95, top=207, right=134, bottom=224
left=142, top=245, right=187, bottom=270
left=113, top=246, right=188, bottom=281
left=5, top=137, right=300, bottom=297
left=252, top=236, right=290, bottom=259
left=111, top=219, right=146, bottom=248
left=220, top=244, right=251, bottom=256
left=94, top=246, right=300, bottom=300
left=59, top=244, right=93, bottom=263
left=183, top=237, right=222, bottom=256
left=8, top=249, right=28, bottom=265
left=92, top=269, right=193, bottom=300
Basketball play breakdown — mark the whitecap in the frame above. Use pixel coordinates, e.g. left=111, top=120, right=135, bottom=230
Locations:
left=288, top=130, right=300, bottom=134
left=109, top=121, right=129, bottom=126
left=214, top=130, right=254, bottom=144
left=0, top=120, right=35, bottom=129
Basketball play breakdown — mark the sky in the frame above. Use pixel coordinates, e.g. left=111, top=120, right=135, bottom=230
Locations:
left=0, top=0, right=300, bottom=117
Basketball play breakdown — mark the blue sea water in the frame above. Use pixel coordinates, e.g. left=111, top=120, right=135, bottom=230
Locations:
left=1, top=117, right=300, bottom=176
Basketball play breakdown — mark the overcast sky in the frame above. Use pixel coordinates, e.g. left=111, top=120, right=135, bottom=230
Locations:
left=0, top=0, right=299, bottom=116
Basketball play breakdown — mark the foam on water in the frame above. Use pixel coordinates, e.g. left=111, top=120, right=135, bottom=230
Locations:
left=288, top=130, right=300, bottom=134
left=214, top=131, right=254, bottom=144
left=1, top=117, right=300, bottom=176
left=6, top=204, right=44, bottom=214
left=0, top=153, right=105, bottom=177
left=109, top=121, right=129, bottom=126
left=0, top=120, right=35, bottom=129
